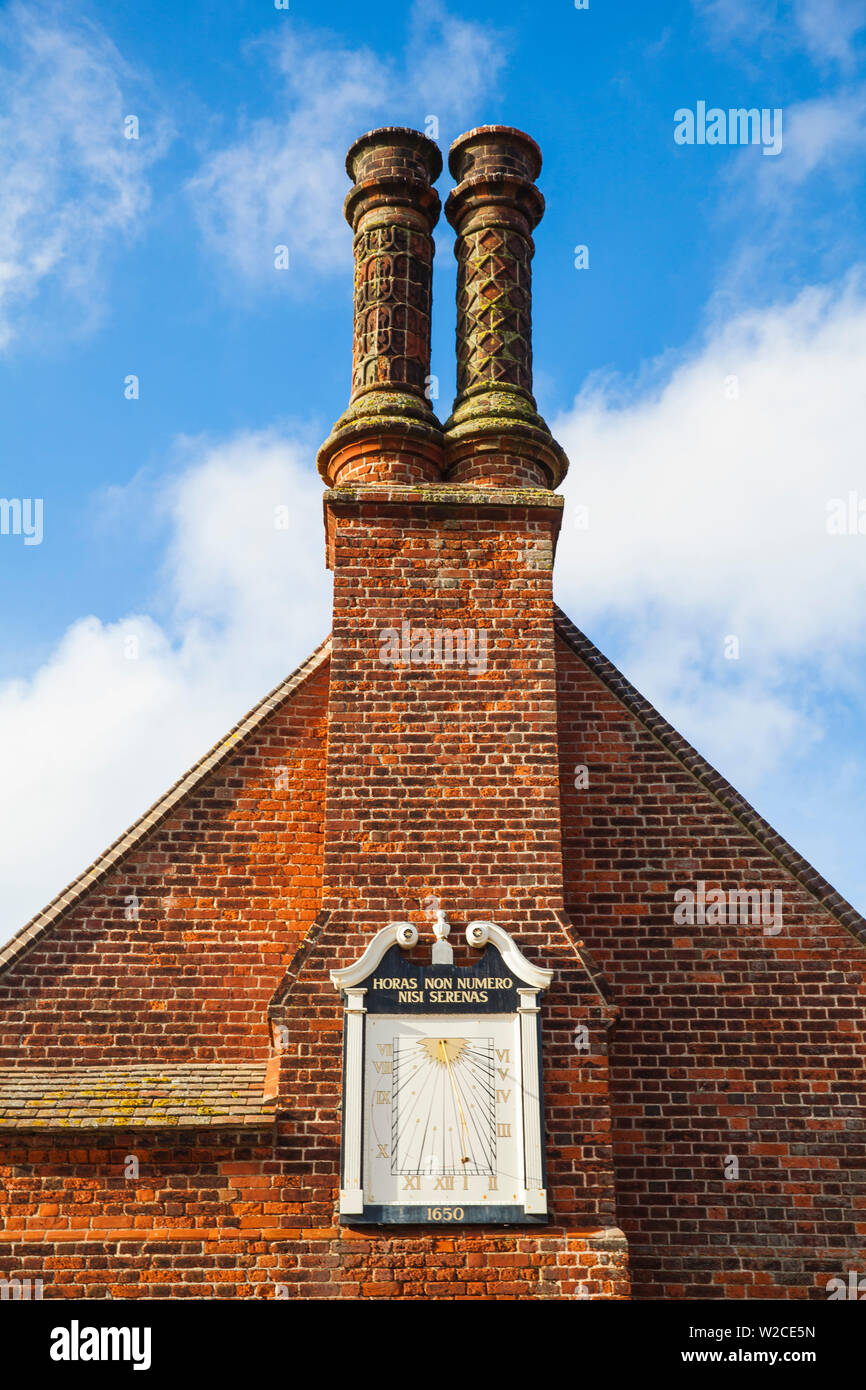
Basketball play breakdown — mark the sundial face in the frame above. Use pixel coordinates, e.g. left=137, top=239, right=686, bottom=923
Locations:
left=332, top=917, right=552, bottom=1225
left=366, top=1015, right=522, bottom=1213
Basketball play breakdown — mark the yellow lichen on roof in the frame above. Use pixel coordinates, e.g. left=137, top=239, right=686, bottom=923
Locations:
left=0, top=1062, right=272, bottom=1131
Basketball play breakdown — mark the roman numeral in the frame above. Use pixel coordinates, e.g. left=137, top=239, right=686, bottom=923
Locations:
left=496, top=1048, right=511, bottom=1063
left=373, top=1061, right=392, bottom=1074
left=377, top=1144, right=388, bottom=1159
left=495, top=1088, right=511, bottom=1104
left=434, top=1176, right=454, bottom=1191
left=497, top=1069, right=509, bottom=1081
left=375, top=1090, right=390, bottom=1105
left=403, top=1175, right=420, bottom=1191
left=378, top=1044, right=392, bottom=1056
left=487, top=1175, right=498, bottom=1191
left=496, top=1123, right=511, bottom=1138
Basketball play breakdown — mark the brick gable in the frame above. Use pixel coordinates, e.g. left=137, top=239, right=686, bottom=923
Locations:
left=556, top=624, right=866, bottom=1299
left=1, top=620, right=863, bottom=1298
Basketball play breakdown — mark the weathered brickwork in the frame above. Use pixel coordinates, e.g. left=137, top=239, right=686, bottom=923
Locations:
left=443, top=126, right=567, bottom=491
left=0, top=1122, right=626, bottom=1298
left=322, top=488, right=565, bottom=922
left=1, top=620, right=862, bottom=1299
left=304, top=468, right=625, bottom=1292
left=556, top=631, right=866, bottom=1299
left=0, top=623, right=628, bottom=1299
left=317, top=128, right=445, bottom=489
left=345, top=127, right=441, bottom=401
left=0, top=919, right=627, bottom=1300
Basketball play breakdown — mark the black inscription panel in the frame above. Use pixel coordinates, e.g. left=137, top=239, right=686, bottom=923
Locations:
left=363, top=944, right=520, bottom=1014
left=347, top=1205, right=547, bottom=1226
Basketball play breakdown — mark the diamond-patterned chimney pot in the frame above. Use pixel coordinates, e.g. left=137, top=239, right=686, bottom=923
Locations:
left=444, top=126, right=569, bottom=489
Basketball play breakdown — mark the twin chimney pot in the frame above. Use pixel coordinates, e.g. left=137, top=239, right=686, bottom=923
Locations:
left=317, top=125, right=569, bottom=492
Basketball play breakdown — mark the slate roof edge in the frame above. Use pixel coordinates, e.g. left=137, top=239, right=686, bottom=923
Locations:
left=0, top=1114, right=273, bottom=1133
left=0, top=637, right=332, bottom=975
left=0, top=1062, right=274, bottom=1131
left=553, top=605, right=866, bottom=948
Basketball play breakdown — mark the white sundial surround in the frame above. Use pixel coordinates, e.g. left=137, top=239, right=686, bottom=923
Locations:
left=365, top=1014, right=524, bottom=1209
left=331, top=918, right=552, bottom=1224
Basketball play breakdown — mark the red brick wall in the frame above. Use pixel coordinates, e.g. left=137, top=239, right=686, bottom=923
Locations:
left=2, top=620, right=862, bottom=1299
left=323, top=490, right=565, bottom=926
left=0, top=661, right=329, bottom=1064
left=0, top=1122, right=626, bottom=1297
left=0, top=634, right=627, bottom=1300
left=252, top=485, right=627, bottom=1297
left=556, top=633, right=866, bottom=1299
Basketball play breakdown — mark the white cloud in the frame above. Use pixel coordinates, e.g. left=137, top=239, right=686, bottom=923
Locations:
left=692, top=0, right=779, bottom=50
left=693, top=0, right=866, bottom=69
left=187, top=2, right=508, bottom=286
left=0, top=3, right=170, bottom=351
left=791, top=0, right=866, bottom=69
left=683, top=3, right=866, bottom=294
left=187, top=40, right=390, bottom=280
left=406, top=0, right=508, bottom=127
left=0, top=431, right=330, bottom=942
left=553, top=274, right=866, bottom=779
left=770, top=88, right=866, bottom=192
left=698, top=87, right=866, bottom=304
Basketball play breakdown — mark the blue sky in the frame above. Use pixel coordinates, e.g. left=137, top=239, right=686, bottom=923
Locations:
left=1, top=0, right=865, bottom=938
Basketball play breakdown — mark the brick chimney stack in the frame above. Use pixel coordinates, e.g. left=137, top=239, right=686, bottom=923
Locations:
left=317, top=127, right=445, bottom=486
left=444, top=126, right=568, bottom=489
left=318, top=124, right=569, bottom=935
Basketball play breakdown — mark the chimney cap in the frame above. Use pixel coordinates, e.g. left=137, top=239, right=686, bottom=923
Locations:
left=448, top=125, right=543, bottom=181
left=345, top=126, right=443, bottom=181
